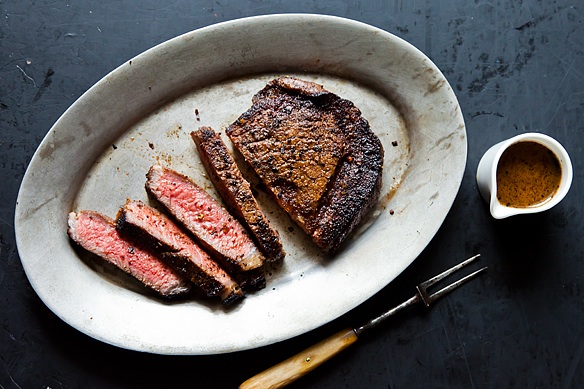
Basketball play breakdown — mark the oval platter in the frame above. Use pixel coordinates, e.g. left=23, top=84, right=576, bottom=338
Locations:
left=14, top=14, right=466, bottom=355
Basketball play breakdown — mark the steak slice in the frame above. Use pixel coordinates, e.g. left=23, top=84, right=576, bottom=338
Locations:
left=191, top=127, right=285, bottom=262
left=67, top=210, right=191, bottom=298
left=116, top=200, right=244, bottom=304
left=226, top=76, right=384, bottom=254
left=145, top=165, right=265, bottom=277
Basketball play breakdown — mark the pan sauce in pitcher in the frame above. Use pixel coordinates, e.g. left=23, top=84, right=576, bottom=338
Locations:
left=496, top=141, right=562, bottom=208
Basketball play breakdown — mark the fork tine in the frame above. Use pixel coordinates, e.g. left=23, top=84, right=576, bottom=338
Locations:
left=415, top=254, right=483, bottom=307
left=419, top=254, right=481, bottom=289
left=428, top=266, right=488, bottom=303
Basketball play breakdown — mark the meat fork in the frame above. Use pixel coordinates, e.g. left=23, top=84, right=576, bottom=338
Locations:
left=240, top=254, right=487, bottom=389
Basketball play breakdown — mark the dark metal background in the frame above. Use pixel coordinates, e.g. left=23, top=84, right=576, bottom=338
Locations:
left=1, top=1, right=583, bottom=387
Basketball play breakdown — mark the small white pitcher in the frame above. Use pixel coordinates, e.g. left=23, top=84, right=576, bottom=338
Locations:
left=476, top=132, right=573, bottom=219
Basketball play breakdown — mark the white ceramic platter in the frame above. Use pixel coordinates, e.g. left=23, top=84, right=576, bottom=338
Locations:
left=15, top=14, right=466, bottom=355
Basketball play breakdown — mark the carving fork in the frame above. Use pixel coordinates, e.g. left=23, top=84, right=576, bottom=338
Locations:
left=240, top=254, right=487, bottom=389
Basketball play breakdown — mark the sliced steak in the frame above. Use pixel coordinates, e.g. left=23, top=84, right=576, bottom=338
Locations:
left=116, top=200, right=244, bottom=304
left=226, top=76, right=384, bottom=254
left=145, top=165, right=265, bottom=277
left=67, top=210, right=191, bottom=298
left=191, top=127, right=285, bottom=262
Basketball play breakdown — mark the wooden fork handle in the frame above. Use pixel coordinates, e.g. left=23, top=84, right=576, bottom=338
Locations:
left=239, top=328, right=358, bottom=389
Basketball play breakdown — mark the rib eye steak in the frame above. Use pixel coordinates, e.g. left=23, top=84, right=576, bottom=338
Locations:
left=145, top=165, right=266, bottom=290
left=116, top=199, right=244, bottom=304
left=68, top=210, right=192, bottom=298
left=145, top=165, right=263, bottom=269
left=191, top=127, right=285, bottom=262
left=226, top=76, right=384, bottom=254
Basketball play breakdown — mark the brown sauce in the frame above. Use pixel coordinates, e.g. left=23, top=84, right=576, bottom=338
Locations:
left=496, top=141, right=562, bottom=208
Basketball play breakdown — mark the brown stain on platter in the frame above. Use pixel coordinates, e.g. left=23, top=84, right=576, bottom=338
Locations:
left=496, top=141, right=562, bottom=208
left=379, top=186, right=398, bottom=210
left=167, top=124, right=182, bottom=139
left=424, top=79, right=446, bottom=96
left=412, top=67, right=434, bottom=80
left=155, top=153, right=173, bottom=165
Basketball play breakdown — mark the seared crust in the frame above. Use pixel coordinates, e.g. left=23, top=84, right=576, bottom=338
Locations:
left=191, top=127, right=285, bottom=262
left=227, top=77, right=384, bottom=254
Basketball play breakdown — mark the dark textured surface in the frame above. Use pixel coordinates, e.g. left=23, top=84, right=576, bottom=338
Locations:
left=1, top=1, right=583, bottom=388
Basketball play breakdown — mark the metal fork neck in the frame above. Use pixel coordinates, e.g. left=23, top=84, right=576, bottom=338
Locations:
left=354, top=294, right=420, bottom=337
left=416, top=285, right=432, bottom=307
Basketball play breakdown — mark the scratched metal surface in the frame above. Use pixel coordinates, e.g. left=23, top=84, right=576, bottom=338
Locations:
left=1, top=1, right=583, bottom=388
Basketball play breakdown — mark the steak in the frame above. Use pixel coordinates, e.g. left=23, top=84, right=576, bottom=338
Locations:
left=145, top=165, right=266, bottom=283
left=226, top=76, right=384, bottom=254
left=67, top=210, right=191, bottom=298
left=191, top=127, right=285, bottom=262
left=116, top=200, right=244, bottom=304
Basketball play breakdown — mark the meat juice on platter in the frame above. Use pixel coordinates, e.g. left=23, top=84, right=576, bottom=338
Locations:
left=67, top=77, right=385, bottom=305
